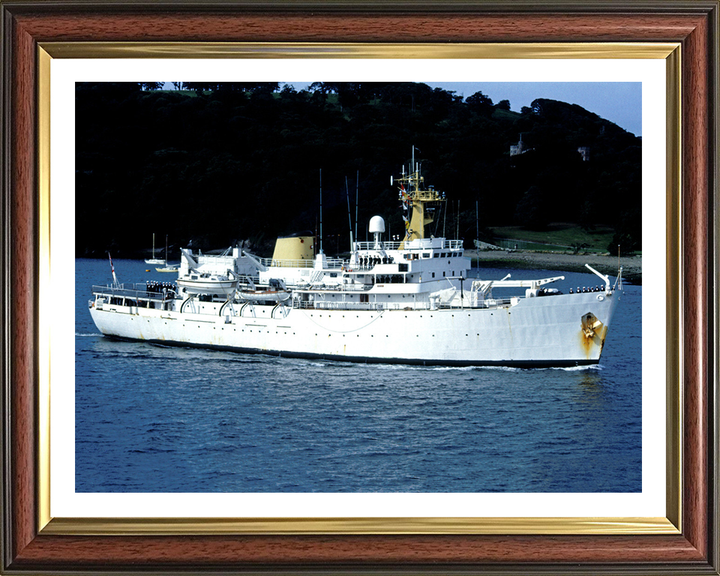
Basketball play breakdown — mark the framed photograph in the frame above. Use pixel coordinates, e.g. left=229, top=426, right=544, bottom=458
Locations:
left=2, top=1, right=717, bottom=574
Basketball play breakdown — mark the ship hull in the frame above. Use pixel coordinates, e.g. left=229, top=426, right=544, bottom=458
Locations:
left=89, top=291, right=620, bottom=366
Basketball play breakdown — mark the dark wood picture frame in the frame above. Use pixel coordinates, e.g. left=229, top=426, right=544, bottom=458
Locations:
left=1, top=1, right=718, bottom=573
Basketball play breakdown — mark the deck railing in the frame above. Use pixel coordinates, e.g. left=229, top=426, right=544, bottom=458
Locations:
left=294, top=295, right=515, bottom=312
left=257, top=257, right=345, bottom=269
left=353, top=239, right=463, bottom=252
left=92, top=283, right=171, bottom=301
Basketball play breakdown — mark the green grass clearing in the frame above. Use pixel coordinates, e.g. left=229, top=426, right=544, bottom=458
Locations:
left=489, top=223, right=615, bottom=253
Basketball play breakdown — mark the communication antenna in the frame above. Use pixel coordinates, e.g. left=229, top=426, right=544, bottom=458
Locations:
left=319, top=169, right=323, bottom=254
left=443, top=198, right=447, bottom=237
left=475, top=200, right=479, bottom=242
left=345, top=176, right=354, bottom=251
left=355, top=170, right=359, bottom=244
left=476, top=200, right=479, bottom=269
left=457, top=200, right=461, bottom=240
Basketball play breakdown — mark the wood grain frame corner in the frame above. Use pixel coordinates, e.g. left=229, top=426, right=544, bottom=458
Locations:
left=1, top=1, right=718, bottom=574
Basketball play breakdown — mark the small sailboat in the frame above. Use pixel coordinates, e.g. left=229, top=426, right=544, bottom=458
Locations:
left=144, top=233, right=166, bottom=265
left=155, top=235, right=178, bottom=272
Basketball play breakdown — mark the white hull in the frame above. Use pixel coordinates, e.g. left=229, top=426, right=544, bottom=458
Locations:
left=90, top=290, right=619, bottom=366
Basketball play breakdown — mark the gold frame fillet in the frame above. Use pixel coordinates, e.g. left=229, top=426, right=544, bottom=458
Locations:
left=37, top=41, right=682, bottom=536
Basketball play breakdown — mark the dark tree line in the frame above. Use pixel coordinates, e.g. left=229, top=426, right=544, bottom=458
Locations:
left=76, top=82, right=641, bottom=258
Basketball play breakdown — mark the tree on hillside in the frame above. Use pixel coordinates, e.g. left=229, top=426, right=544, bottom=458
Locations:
left=466, top=90, right=494, bottom=116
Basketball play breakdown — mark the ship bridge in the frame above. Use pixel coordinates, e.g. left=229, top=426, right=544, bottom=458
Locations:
left=348, top=236, right=469, bottom=285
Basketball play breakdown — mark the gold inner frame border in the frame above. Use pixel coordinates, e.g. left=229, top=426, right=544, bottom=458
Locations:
left=36, top=41, right=681, bottom=536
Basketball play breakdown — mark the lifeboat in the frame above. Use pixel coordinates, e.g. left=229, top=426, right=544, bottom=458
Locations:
left=236, top=289, right=290, bottom=302
left=176, top=273, right=238, bottom=296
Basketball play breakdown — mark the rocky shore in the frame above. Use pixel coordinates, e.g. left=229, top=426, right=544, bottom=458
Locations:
left=469, top=250, right=642, bottom=284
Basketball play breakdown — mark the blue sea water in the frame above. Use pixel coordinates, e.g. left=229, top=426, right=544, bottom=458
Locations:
left=75, top=258, right=641, bottom=493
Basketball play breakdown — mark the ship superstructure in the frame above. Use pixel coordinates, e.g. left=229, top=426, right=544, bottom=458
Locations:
left=89, top=154, right=623, bottom=366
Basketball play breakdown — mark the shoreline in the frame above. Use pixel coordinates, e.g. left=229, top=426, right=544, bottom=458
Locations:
left=469, top=250, right=642, bottom=284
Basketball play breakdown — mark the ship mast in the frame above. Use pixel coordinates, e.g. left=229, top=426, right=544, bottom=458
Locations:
left=394, top=146, right=446, bottom=242
left=319, top=169, right=323, bottom=254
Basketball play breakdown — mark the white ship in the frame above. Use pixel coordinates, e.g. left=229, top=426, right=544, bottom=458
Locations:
left=90, top=157, right=623, bottom=367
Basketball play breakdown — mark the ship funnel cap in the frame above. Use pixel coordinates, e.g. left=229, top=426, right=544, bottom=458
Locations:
left=369, top=216, right=386, bottom=234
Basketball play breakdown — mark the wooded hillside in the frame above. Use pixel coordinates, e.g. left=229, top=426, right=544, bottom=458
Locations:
left=76, top=82, right=641, bottom=258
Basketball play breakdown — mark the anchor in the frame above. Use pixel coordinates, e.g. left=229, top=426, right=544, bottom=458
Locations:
left=581, top=312, right=603, bottom=339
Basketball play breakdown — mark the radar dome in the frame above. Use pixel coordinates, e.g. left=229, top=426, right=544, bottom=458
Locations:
left=369, top=216, right=386, bottom=234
